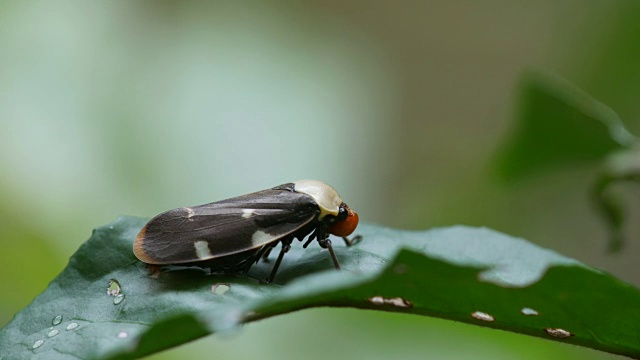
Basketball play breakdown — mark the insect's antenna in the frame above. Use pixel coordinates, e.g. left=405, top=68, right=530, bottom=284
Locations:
left=342, top=235, right=362, bottom=247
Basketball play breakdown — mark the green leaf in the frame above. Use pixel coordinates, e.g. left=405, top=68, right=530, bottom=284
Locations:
left=494, top=71, right=636, bottom=182
left=1, top=217, right=640, bottom=359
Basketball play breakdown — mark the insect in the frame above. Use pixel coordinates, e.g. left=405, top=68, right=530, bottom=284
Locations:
left=133, top=179, right=360, bottom=283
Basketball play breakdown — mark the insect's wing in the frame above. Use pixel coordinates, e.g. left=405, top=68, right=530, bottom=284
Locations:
left=134, top=187, right=318, bottom=264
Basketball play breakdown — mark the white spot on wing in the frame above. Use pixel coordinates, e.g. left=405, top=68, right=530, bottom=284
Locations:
left=252, top=230, right=273, bottom=246
left=194, top=241, right=212, bottom=259
left=242, top=209, right=254, bottom=219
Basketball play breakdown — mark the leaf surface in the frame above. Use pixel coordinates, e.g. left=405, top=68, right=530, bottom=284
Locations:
left=1, top=217, right=639, bottom=359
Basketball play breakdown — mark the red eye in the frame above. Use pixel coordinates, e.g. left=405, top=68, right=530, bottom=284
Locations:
left=329, top=207, right=359, bottom=236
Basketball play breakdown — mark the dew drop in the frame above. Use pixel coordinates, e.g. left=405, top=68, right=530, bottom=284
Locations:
left=47, top=328, right=60, bottom=338
left=52, top=315, right=62, bottom=325
left=545, top=328, right=573, bottom=338
left=32, top=339, right=44, bottom=349
left=471, top=311, right=495, bottom=322
left=113, top=294, right=125, bottom=305
left=65, top=322, right=79, bottom=331
left=117, top=331, right=128, bottom=339
left=521, top=307, right=539, bottom=316
left=211, top=283, right=231, bottom=295
left=107, top=279, right=121, bottom=296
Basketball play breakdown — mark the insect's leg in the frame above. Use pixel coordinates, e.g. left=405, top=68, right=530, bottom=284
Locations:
left=342, top=235, right=362, bottom=247
left=238, top=257, right=256, bottom=273
left=234, top=249, right=264, bottom=273
left=266, top=238, right=293, bottom=283
left=302, top=231, right=317, bottom=249
left=261, top=246, right=273, bottom=262
left=237, top=245, right=274, bottom=274
left=318, top=238, right=341, bottom=270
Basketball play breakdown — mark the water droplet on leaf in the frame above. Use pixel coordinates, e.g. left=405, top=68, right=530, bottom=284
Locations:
left=113, top=294, right=125, bottom=305
left=32, top=340, right=44, bottom=349
left=521, top=307, right=539, bottom=316
left=52, top=315, right=62, bottom=325
left=47, top=329, right=59, bottom=338
left=65, top=323, right=78, bottom=331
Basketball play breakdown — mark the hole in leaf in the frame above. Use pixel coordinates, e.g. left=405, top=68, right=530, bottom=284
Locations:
left=211, top=283, right=231, bottom=295
left=471, top=311, right=495, bottom=322
left=368, top=296, right=412, bottom=308
left=107, top=279, right=121, bottom=296
left=545, top=328, right=573, bottom=338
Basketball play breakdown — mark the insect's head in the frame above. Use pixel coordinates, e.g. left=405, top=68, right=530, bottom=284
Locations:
left=328, top=203, right=359, bottom=236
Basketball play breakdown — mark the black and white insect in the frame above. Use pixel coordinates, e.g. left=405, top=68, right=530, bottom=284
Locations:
left=133, top=179, right=360, bottom=283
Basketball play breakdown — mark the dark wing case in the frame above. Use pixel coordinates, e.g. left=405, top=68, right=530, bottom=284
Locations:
left=134, top=184, right=318, bottom=264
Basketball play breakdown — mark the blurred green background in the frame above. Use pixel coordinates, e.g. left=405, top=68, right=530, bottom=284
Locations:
left=1, top=1, right=639, bottom=359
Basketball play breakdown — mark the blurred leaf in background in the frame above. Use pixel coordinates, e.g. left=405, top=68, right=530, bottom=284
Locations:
left=491, top=71, right=640, bottom=253
left=493, top=71, right=635, bottom=183
left=0, top=189, right=66, bottom=327
left=571, top=1, right=640, bottom=130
